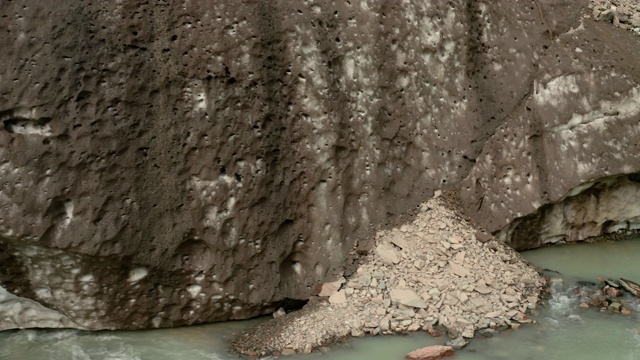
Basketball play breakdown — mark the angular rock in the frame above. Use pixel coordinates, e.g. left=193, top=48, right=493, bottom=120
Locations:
left=599, top=9, right=615, bottom=22
left=390, top=289, right=428, bottom=309
left=619, top=278, right=640, bottom=298
left=376, top=244, right=401, bottom=265
left=475, top=285, right=493, bottom=295
left=406, top=345, right=455, bottom=360
left=449, top=262, right=471, bottom=278
left=579, top=302, right=589, bottom=308
left=604, top=286, right=624, bottom=298
left=272, top=307, right=286, bottom=318
left=317, top=278, right=345, bottom=297
left=281, top=349, right=297, bottom=356
left=474, top=230, right=493, bottom=243
left=329, top=290, right=347, bottom=305
left=445, top=336, right=469, bottom=349
left=391, top=234, right=410, bottom=250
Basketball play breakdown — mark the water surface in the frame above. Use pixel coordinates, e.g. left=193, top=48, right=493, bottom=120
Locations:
left=2, top=237, right=640, bottom=359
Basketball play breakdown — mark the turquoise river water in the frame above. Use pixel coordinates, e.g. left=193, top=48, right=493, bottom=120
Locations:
left=1, top=236, right=640, bottom=360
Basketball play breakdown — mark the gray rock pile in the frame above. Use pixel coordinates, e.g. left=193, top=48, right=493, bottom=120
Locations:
left=590, top=0, right=640, bottom=34
left=232, top=195, right=546, bottom=356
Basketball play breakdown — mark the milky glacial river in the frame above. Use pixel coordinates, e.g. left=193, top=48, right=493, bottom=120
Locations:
left=2, top=237, right=640, bottom=360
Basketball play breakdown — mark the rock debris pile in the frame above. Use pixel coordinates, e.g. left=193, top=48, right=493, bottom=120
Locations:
left=590, top=0, right=640, bottom=34
left=232, top=196, right=546, bottom=356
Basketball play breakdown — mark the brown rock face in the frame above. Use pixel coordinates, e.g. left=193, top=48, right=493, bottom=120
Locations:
left=1, top=0, right=639, bottom=329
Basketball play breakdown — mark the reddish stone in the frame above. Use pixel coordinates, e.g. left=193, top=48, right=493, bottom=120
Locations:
left=604, top=286, right=624, bottom=298
left=406, top=345, right=455, bottom=360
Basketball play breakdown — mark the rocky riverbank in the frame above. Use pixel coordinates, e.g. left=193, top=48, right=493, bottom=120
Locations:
left=589, top=0, right=640, bottom=35
left=231, top=195, right=546, bottom=356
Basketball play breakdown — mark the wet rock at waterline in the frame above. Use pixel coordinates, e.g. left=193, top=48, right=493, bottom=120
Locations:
left=565, top=277, right=640, bottom=314
left=619, top=278, right=640, bottom=298
left=2, top=0, right=640, bottom=330
left=406, top=345, right=455, bottom=360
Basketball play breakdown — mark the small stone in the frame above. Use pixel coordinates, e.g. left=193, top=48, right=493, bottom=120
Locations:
left=609, top=302, right=623, bottom=312
left=445, top=336, right=469, bottom=349
left=406, top=345, right=454, bottom=360
left=618, top=13, right=630, bottom=24
left=604, top=286, right=624, bottom=297
left=317, top=278, right=345, bottom=297
left=461, top=326, right=474, bottom=338
left=423, top=324, right=441, bottom=337
left=281, top=349, right=297, bottom=356
left=365, top=320, right=379, bottom=328
left=475, top=284, right=492, bottom=295
left=394, top=309, right=416, bottom=319
left=345, top=287, right=354, bottom=296
left=273, top=307, right=286, bottom=318
left=392, top=234, right=410, bottom=250
left=329, top=290, right=347, bottom=305
left=477, top=328, right=495, bottom=338
left=303, top=344, right=313, bottom=354
left=579, top=302, right=589, bottom=308
left=449, top=262, right=471, bottom=277
left=599, top=9, right=615, bottom=23
left=459, top=292, right=468, bottom=303
left=474, top=229, right=493, bottom=243
left=376, top=244, right=401, bottom=265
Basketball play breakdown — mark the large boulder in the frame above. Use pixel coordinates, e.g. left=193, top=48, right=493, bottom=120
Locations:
left=1, top=0, right=639, bottom=329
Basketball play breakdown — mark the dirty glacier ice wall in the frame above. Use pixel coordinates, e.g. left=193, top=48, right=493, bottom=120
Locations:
left=3, top=0, right=640, bottom=329
left=0, top=0, right=492, bottom=329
